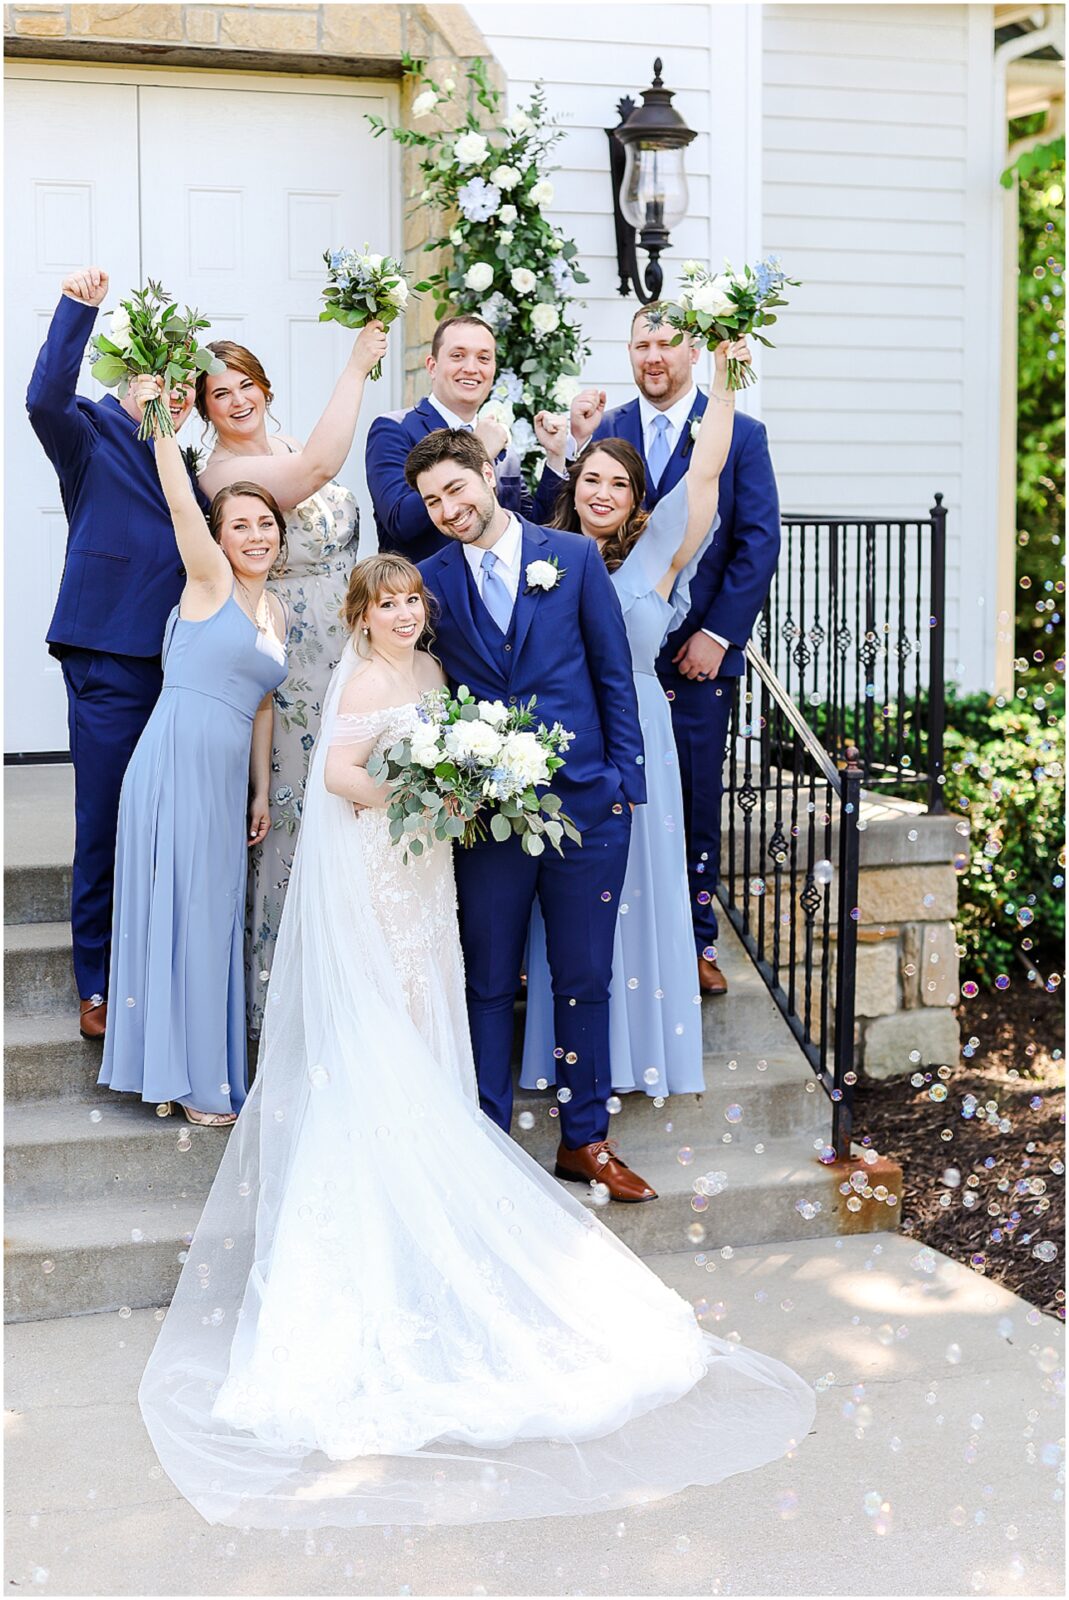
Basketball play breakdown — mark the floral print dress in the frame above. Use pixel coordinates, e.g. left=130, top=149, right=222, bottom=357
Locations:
left=246, top=477, right=360, bottom=1036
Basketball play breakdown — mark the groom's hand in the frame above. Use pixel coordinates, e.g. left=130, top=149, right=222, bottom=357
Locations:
left=570, top=388, right=606, bottom=450
left=672, top=631, right=726, bottom=682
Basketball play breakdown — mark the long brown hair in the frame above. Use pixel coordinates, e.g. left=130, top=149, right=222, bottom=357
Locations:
left=341, top=553, right=439, bottom=653
left=549, top=438, right=650, bottom=572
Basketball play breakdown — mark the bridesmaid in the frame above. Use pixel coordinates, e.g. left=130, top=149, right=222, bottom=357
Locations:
left=99, top=376, right=288, bottom=1126
left=195, top=321, right=387, bottom=1037
left=521, top=338, right=749, bottom=1100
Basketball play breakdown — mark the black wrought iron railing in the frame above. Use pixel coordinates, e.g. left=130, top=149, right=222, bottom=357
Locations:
left=758, top=494, right=947, bottom=813
left=718, top=644, right=863, bottom=1159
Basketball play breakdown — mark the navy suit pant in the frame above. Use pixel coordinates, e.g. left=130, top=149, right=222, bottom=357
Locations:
left=59, top=648, right=162, bottom=1000
left=453, top=807, right=631, bottom=1149
left=661, top=671, right=736, bottom=957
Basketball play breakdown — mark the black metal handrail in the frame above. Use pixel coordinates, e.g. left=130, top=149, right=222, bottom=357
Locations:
left=759, top=494, right=947, bottom=813
left=718, top=643, right=863, bottom=1158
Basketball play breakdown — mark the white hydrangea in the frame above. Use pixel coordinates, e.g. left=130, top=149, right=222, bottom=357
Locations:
left=108, top=304, right=133, bottom=350
left=550, top=374, right=580, bottom=407
left=490, top=163, right=521, bottom=190
left=464, top=262, right=495, bottom=293
left=499, top=731, right=550, bottom=787
left=477, top=699, right=510, bottom=729
left=454, top=130, right=489, bottom=166
left=445, top=719, right=503, bottom=764
left=411, top=89, right=439, bottom=119
left=510, top=267, right=537, bottom=294
left=531, top=302, right=560, bottom=336
left=529, top=179, right=555, bottom=208
left=498, top=203, right=518, bottom=225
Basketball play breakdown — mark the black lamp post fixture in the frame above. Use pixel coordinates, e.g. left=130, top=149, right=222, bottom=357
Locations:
left=607, top=58, right=697, bottom=304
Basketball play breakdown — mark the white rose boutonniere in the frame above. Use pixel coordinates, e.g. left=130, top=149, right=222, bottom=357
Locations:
left=524, top=555, right=565, bottom=595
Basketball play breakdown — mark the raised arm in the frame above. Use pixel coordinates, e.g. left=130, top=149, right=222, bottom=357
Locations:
left=134, top=376, right=231, bottom=589
left=576, top=539, right=647, bottom=808
left=663, top=338, right=748, bottom=582
left=199, top=321, right=389, bottom=510
left=26, top=269, right=109, bottom=476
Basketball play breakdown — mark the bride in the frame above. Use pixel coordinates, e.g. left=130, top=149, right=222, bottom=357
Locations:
left=139, top=551, right=815, bottom=1529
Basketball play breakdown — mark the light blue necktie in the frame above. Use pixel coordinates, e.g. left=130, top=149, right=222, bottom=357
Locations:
left=647, top=412, right=672, bottom=489
left=480, top=549, right=513, bottom=634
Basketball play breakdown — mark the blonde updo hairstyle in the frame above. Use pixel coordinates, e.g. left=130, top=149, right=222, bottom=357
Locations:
left=341, top=553, right=439, bottom=658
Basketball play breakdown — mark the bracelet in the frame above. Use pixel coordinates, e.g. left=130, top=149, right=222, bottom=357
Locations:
left=709, top=390, right=732, bottom=407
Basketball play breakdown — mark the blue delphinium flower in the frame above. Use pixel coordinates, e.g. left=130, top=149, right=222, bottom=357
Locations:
left=479, top=291, right=514, bottom=332
left=457, top=178, right=501, bottom=223
left=491, top=369, right=524, bottom=404
left=549, top=256, right=575, bottom=294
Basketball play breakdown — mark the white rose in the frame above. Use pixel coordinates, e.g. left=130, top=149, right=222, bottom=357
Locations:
left=499, top=731, right=550, bottom=787
left=505, top=109, right=533, bottom=137
left=410, top=734, right=441, bottom=768
left=529, top=179, right=555, bottom=208
left=531, top=302, right=560, bottom=336
left=550, top=374, right=580, bottom=407
left=386, top=277, right=410, bottom=307
left=442, top=77, right=456, bottom=93
left=510, top=267, right=537, bottom=295
left=681, top=259, right=701, bottom=276
left=445, top=719, right=503, bottom=764
left=454, top=130, right=489, bottom=166
left=499, top=229, right=514, bottom=246
left=490, top=163, right=521, bottom=191
left=477, top=699, right=510, bottom=729
left=449, top=228, right=464, bottom=247
left=108, top=305, right=133, bottom=350
left=498, top=204, right=517, bottom=224
left=525, top=558, right=560, bottom=591
left=464, top=262, right=495, bottom=293
left=411, top=89, right=439, bottom=119
left=690, top=278, right=734, bottom=318
left=479, top=398, right=514, bottom=432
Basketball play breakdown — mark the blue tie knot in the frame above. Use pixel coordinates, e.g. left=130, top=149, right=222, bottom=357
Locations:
left=481, top=549, right=498, bottom=577
left=652, top=414, right=670, bottom=435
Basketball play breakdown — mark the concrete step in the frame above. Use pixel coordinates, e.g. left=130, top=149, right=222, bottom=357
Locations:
left=4, top=1098, right=229, bottom=1208
left=4, top=763, right=74, bottom=926
left=4, top=1013, right=109, bottom=1102
left=4, top=860, right=71, bottom=926
left=4, top=1198, right=202, bottom=1323
left=4, top=922, right=77, bottom=1017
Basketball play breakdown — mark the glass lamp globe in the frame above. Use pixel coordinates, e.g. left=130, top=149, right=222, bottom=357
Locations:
left=620, top=142, right=689, bottom=234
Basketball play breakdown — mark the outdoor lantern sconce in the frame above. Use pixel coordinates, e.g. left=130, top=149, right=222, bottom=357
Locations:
left=607, top=58, right=697, bottom=304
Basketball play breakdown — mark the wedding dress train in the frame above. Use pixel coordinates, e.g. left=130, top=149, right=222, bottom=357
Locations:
left=139, top=640, right=815, bottom=1528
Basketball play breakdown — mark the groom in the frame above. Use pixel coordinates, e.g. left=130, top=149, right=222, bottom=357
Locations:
left=408, top=429, right=657, bottom=1202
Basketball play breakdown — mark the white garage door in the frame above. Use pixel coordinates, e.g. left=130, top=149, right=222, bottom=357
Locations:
left=5, top=63, right=399, bottom=755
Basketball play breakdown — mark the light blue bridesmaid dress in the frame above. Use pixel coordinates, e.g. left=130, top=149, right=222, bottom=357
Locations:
left=521, top=480, right=715, bottom=1098
left=99, top=590, right=287, bottom=1114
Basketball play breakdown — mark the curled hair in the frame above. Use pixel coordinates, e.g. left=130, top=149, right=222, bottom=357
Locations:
left=340, top=553, right=438, bottom=654
left=208, top=481, right=288, bottom=574
left=404, top=427, right=492, bottom=490
left=431, top=312, right=495, bottom=360
left=195, top=341, right=274, bottom=423
left=549, top=439, right=650, bottom=573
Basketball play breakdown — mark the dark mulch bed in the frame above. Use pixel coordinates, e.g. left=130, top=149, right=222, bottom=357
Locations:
left=854, top=983, right=1065, bottom=1319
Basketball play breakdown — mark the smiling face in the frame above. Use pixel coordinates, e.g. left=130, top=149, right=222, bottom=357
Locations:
left=362, top=583, right=427, bottom=653
left=203, top=367, right=269, bottom=447
left=426, top=324, right=496, bottom=419
left=628, top=313, right=698, bottom=408
left=212, top=492, right=282, bottom=583
left=167, top=382, right=196, bottom=432
left=417, top=458, right=499, bottom=545
left=573, top=448, right=636, bottom=540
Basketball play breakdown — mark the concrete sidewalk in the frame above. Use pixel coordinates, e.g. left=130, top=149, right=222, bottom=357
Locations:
left=4, top=1235, right=1063, bottom=1598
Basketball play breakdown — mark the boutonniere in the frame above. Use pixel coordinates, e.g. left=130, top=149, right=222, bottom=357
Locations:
left=524, top=555, right=565, bottom=594
left=680, top=415, right=701, bottom=460
left=181, top=443, right=204, bottom=477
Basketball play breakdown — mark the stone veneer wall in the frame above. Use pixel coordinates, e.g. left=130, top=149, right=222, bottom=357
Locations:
left=4, top=2, right=503, bottom=403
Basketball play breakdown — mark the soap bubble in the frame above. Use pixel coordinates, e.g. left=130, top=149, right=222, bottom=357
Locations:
left=814, top=859, right=834, bottom=885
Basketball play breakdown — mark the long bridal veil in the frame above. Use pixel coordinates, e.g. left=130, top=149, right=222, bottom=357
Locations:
left=139, top=639, right=815, bottom=1529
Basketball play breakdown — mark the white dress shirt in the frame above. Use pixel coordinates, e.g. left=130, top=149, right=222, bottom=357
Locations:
left=463, top=513, right=523, bottom=607
left=638, top=386, right=730, bottom=654
left=427, top=395, right=475, bottom=431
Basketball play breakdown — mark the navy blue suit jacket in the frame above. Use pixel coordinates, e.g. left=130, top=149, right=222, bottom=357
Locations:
left=419, top=520, right=646, bottom=832
left=366, top=396, right=560, bottom=563
left=27, top=295, right=206, bottom=660
left=588, top=394, right=781, bottom=679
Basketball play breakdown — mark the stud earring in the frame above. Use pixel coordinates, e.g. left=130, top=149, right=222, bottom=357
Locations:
left=363, top=627, right=370, bottom=636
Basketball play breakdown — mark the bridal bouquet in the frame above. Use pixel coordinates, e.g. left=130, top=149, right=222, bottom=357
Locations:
left=655, top=258, right=800, bottom=390
left=367, top=686, right=580, bottom=863
left=320, top=246, right=419, bottom=379
left=89, top=280, right=224, bottom=440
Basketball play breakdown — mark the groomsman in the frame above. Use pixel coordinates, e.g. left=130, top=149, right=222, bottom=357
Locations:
left=365, top=313, right=560, bottom=562
left=27, top=267, right=205, bottom=1040
left=548, top=305, right=781, bottom=995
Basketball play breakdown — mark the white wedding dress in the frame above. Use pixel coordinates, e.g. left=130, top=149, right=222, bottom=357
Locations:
left=139, top=640, right=815, bottom=1528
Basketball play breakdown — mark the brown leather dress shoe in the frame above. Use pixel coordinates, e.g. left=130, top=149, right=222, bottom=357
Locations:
left=554, top=1140, right=657, bottom=1202
left=79, top=995, right=107, bottom=1040
left=698, top=956, right=728, bottom=996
